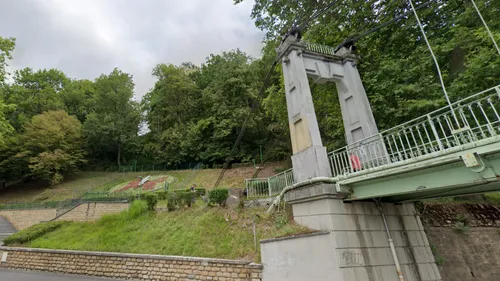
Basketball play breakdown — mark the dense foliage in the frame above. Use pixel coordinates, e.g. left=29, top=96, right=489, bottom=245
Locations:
left=1, top=0, right=499, bottom=187
left=208, top=188, right=230, bottom=206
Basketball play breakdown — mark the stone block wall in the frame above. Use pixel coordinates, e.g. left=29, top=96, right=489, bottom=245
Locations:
left=0, top=209, right=57, bottom=230
left=0, top=247, right=263, bottom=281
left=54, top=202, right=129, bottom=222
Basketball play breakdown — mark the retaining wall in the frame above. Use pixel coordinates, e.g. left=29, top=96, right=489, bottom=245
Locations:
left=0, top=202, right=130, bottom=230
left=0, top=247, right=263, bottom=281
left=0, top=209, right=57, bottom=230
left=54, top=202, right=130, bottom=222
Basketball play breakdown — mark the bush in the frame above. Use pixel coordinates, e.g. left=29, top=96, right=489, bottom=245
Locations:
left=456, top=213, right=469, bottom=225
left=157, top=191, right=168, bottom=200
left=167, top=192, right=179, bottom=211
left=174, top=188, right=206, bottom=197
left=3, top=221, right=68, bottom=245
left=128, top=194, right=137, bottom=203
left=191, top=188, right=206, bottom=196
left=453, top=222, right=470, bottom=234
left=208, top=189, right=229, bottom=206
left=128, top=200, right=148, bottom=218
left=144, top=193, right=158, bottom=211
left=178, top=192, right=196, bottom=207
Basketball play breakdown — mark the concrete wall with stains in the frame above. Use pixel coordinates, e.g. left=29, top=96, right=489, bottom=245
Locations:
left=260, top=231, right=342, bottom=281
left=264, top=196, right=441, bottom=281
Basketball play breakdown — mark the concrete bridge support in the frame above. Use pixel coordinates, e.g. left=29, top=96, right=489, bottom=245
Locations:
left=261, top=188, right=441, bottom=281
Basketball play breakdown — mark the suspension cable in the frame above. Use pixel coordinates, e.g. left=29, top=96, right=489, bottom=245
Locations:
left=470, top=0, right=500, bottom=55
left=296, top=0, right=340, bottom=30
left=408, top=0, right=460, bottom=128
left=334, top=0, right=434, bottom=52
left=213, top=59, right=279, bottom=188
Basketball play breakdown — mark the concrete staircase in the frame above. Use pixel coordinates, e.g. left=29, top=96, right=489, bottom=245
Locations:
left=0, top=216, right=16, bottom=245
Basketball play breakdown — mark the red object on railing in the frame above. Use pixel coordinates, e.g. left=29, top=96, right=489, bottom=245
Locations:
left=350, top=155, right=362, bottom=171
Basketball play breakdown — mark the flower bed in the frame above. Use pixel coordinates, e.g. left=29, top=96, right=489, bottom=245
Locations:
left=114, top=176, right=169, bottom=192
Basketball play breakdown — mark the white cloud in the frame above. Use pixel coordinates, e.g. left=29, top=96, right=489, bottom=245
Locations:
left=0, top=0, right=263, bottom=98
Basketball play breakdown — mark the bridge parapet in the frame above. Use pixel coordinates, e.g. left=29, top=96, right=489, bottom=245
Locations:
left=329, top=85, right=500, bottom=179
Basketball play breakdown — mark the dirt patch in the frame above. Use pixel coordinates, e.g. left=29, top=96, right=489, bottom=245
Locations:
left=115, top=179, right=141, bottom=192
left=420, top=203, right=500, bottom=227
left=142, top=177, right=169, bottom=191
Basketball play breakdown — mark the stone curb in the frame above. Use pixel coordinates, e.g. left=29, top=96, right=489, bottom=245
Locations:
left=0, top=246, right=262, bottom=268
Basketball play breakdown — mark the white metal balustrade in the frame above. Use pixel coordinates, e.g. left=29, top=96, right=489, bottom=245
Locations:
left=245, top=168, right=294, bottom=198
left=329, top=85, right=500, bottom=178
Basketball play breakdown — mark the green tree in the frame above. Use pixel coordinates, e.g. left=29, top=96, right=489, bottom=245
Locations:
left=4, top=68, right=68, bottom=130
left=61, top=79, right=96, bottom=123
left=0, top=37, right=15, bottom=83
left=195, top=50, right=270, bottom=164
left=142, top=63, right=202, bottom=165
left=83, top=68, right=141, bottom=168
left=0, top=99, right=14, bottom=148
left=18, top=110, right=85, bottom=185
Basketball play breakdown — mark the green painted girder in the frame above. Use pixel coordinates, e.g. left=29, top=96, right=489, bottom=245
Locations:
left=339, top=137, right=500, bottom=202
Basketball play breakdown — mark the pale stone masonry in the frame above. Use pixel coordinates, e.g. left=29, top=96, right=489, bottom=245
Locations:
left=0, top=209, right=57, bottom=230
left=54, top=202, right=129, bottom=222
left=0, top=202, right=130, bottom=231
left=0, top=247, right=263, bottom=281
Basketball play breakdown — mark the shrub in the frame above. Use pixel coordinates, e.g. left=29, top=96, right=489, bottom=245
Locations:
left=128, top=200, right=148, bottom=218
left=144, top=193, right=158, bottom=211
left=128, top=195, right=136, bottom=203
left=178, top=192, right=196, bottom=207
left=208, top=189, right=229, bottom=206
left=191, top=188, right=206, bottom=196
left=174, top=188, right=206, bottom=197
left=456, top=213, right=469, bottom=225
left=167, top=192, right=179, bottom=211
left=453, top=222, right=470, bottom=234
left=274, top=212, right=289, bottom=229
left=3, top=221, right=68, bottom=245
left=435, top=256, right=446, bottom=265
left=157, top=191, right=168, bottom=200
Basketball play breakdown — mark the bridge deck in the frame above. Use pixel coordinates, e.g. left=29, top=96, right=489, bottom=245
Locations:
left=245, top=85, right=500, bottom=202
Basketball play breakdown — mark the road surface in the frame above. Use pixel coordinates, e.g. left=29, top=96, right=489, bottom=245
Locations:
left=0, top=269, right=128, bottom=281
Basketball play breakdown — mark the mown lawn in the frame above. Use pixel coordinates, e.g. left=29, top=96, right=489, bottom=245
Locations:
left=15, top=202, right=308, bottom=261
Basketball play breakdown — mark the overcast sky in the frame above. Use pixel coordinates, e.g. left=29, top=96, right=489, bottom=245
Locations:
left=0, top=0, right=264, bottom=99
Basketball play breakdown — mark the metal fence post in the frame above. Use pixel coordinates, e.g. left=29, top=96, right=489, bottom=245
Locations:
left=427, top=114, right=444, bottom=151
left=268, top=178, right=272, bottom=197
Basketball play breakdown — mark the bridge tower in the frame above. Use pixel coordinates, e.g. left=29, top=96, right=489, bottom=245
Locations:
left=260, top=33, right=442, bottom=281
left=278, top=32, right=379, bottom=183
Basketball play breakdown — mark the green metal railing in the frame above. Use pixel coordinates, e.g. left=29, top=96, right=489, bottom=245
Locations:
left=329, top=85, right=500, bottom=178
left=303, top=42, right=338, bottom=56
left=245, top=168, right=294, bottom=198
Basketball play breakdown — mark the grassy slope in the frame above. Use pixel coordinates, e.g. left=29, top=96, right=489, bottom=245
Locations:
left=23, top=203, right=307, bottom=261
left=0, top=162, right=286, bottom=204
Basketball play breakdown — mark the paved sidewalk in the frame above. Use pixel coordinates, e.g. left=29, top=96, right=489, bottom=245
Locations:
left=0, top=269, right=129, bottom=281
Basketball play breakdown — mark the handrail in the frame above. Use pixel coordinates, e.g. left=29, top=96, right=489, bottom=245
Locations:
left=244, top=168, right=295, bottom=198
left=328, top=85, right=500, bottom=178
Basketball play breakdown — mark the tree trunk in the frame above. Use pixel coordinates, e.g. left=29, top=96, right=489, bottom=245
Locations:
left=117, top=144, right=122, bottom=168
